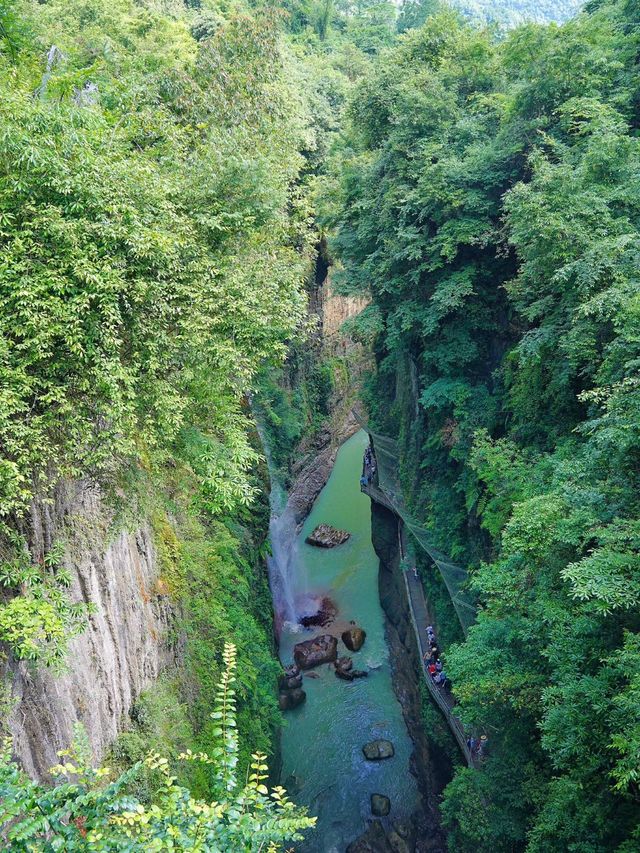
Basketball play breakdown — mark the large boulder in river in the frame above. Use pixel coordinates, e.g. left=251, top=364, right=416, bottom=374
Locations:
left=363, top=739, right=395, bottom=761
left=305, top=524, right=350, bottom=548
left=371, top=794, right=391, bottom=817
left=342, top=626, right=366, bottom=652
left=278, top=688, right=306, bottom=711
left=293, top=634, right=338, bottom=669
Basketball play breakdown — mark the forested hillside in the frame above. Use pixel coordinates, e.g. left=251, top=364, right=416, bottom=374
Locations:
left=2, top=0, right=639, bottom=849
left=0, top=0, right=323, bottom=846
left=448, top=0, right=583, bottom=27
left=399, top=0, right=583, bottom=29
left=330, top=0, right=640, bottom=849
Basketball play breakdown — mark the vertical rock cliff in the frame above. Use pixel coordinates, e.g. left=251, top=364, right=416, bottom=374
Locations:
left=3, top=480, right=173, bottom=779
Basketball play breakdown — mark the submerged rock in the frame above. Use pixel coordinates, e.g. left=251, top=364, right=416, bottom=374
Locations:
left=305, top=524, right=351, bottom=548
left=346, top=820, right=394, bottom=853
left=293, top=634, right=338, bottom=669
left=278, top=687, right=306, bottom=711
left=337, top=656, right=353, bottom=672
left=342, top=626, right=366, bottom=652
left=371, top=794, right=391, bottom=817
left=362, top=739, right=395, bottom=760
left=387, top=832, right=411, bottom=853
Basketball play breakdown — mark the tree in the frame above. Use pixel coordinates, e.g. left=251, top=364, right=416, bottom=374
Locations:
left=0, top=644, right=315, bottom=851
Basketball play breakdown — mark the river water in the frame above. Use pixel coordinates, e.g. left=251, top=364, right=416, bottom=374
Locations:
left=278, top=430, right=420, bottom=852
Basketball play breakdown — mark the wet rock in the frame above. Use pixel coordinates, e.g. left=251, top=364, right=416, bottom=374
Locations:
left=299, top=596, right=337, bottom=628
left=337, top=656, right=353, bottom=672
left=278, top=672, right=303, bottom=691
left=306, top=671, right=320, bottom=679
left=352, top=669, right=368, bottom=679
left=388, top=832, right=411, bottom=853
left=342, top=626, right=366, bottom=652
left=336, top=667, right=354, bottom=681
left=284, top=664, right=300, bottom=679
left=371, top=794, right=391, bottom=817
left=392, top=821, right=411, bottom=840
left=346, top=820, right=394, bottom=853
left=305, top=524, right=351, bottom=548
left=278, top=688, right=306, bottom=711
left=362, top=739, right=395, bottom=760
left=293, top=634, right=338, bottom=669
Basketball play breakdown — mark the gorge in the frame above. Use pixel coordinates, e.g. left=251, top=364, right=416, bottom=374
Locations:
left=2, top=0, right=640, bottom=851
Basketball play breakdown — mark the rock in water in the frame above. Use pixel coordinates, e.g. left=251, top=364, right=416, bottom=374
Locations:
left=305, top=524, right=351, bottom=548
left=362, top=739, right=395, bottom=760
left=278, top=688, right=306, bottom=711
left=346, top=821, right=394, bottom=853
left=293, top=634, right=338, bottom=669
left=387, top=832, right=410, bottom=853
left=342, top=626, right=366, bottom=652
left=278, top=673, right=303, bottom=690
left=371, top=794, right=391, bottom=817
left=337, top=656, right=353, bottom=672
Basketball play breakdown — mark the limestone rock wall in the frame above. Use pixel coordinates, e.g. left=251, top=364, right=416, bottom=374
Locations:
left=320, top=275, right=369, bottom=341
left=3, top=480, right=173, bottom=779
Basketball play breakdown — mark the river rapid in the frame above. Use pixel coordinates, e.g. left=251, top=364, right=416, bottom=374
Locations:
left=277, top=430, right=420, bottom=852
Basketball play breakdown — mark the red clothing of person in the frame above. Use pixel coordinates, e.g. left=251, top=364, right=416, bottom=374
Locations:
left=428, top=663, right=437, bottom=676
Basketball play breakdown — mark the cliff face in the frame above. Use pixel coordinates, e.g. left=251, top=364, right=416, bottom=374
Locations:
left=370, top=500, right=450, bottom=846
left=320, top=275, right=369, bottom=341
left=4, top=480, right=173, bottom=780
left=284, top=255, right=371, bottom=527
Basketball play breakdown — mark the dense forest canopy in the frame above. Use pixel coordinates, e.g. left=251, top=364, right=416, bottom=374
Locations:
left=329, top=0, right=640, bottom=849
left=1, top=0, right=639, bottom=849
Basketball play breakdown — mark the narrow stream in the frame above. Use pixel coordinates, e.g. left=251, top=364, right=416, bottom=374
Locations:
left=278, top=430, right=420, bottom=851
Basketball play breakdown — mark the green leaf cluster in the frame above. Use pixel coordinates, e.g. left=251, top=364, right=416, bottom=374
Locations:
left=0, top=644, right=315, bottom=851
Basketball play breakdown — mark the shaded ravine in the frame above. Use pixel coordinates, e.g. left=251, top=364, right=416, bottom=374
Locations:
left=277, top=431, right=420, bottom=851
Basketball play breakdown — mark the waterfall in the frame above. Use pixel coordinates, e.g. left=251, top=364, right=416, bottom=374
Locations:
left=267, top=476, right=299, bottom=633
left=252, top=407, right=305, bottom=635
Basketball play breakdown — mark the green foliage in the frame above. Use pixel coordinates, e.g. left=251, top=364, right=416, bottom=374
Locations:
left=0, top=540, right=94, bottom=668
left=329, top=0, right=640, bottom=848
left=0, top=0, right=312, bottom=526
left=0, top=645, right=315, bottom=851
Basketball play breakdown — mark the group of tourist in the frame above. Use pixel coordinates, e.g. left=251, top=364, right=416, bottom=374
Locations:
left=466, top=734, right=488, bottom=758
left=423, top=625, right=448, bottom=689
left=360, top=445, right=376, bottom=487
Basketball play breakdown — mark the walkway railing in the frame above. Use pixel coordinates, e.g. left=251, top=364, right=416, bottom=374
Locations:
left=360, top=470, right=476, bottom=767
left=355, top=410, right=476, bottom=636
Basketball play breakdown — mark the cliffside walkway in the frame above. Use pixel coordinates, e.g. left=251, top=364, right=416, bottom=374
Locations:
left=357, top=415, right=477, bottom=767
left=401, top=547, right=476, bottom=768
left=361, top=476, right=476, bottom=767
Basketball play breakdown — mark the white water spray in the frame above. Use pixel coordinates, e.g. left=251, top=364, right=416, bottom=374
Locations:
left=253, top=410, right=307, bottom=633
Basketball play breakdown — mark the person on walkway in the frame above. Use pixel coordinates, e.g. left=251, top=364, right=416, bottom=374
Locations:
left=435, top=659, right=443, bottom=673
left=428, top=662, right=437, bottom=677
left=477, top=734, right=488, bottom=757
left=430, top=646, right=439, bottom=662
left=467, top=736, right=477, bottom=753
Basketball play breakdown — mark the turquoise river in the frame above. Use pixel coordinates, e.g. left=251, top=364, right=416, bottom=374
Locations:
left=278, top=430, right=420, bottom=852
